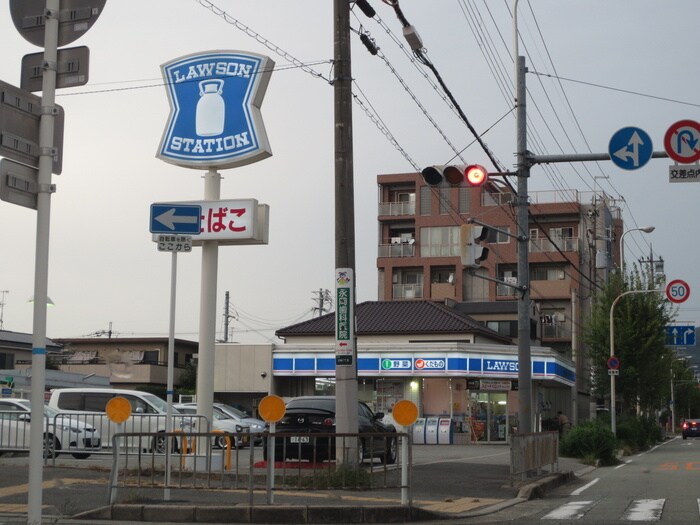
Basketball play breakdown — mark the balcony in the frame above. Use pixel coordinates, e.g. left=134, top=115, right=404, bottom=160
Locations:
left=393, top=283, right=424, bottom=299
left=378, top=201, right=416, bottom=217
left=529, top=237, right=579, bottom=253
left=378, top=242, right=416, bottom=258
left=542, top=322, right=572, bottom=341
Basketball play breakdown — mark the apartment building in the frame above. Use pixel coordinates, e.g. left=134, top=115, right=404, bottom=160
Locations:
left=377, top=171, right=623, bottom=419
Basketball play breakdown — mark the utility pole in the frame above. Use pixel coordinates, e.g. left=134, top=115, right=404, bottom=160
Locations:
left=0, top=291, right=8, bottom=330
left=333, top=0, right=359, bottom=465
left=312, top=288, right=332, bottom=317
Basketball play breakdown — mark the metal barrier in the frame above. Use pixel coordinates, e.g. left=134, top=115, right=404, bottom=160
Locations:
left=107, top=430, right=411, bottom=507
left=509, top=431, right=559, bottom=482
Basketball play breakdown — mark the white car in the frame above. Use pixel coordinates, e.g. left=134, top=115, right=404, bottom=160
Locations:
left=174, top=403, right=253, bottom=449
left=0, top=398, right=101, bottom=459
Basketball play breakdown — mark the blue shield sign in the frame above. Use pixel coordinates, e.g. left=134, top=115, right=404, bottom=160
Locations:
left=157, top=50, right=274, bottom=169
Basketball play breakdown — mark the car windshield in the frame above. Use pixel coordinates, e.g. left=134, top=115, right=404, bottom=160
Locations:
left=142, top=393, right=180, bottom=414
left=16, top=399, right=58, bottom=418
left=286, top=398, right=336, bottom=413
left=218, top=404, right=248, bottom=418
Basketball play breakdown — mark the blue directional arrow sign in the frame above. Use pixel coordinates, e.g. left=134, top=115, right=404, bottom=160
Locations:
left=609, top=126, right=653, bottom=170
left=150, top=203, right=201, bottom=234
left=665, top=325, right=696, bottom=347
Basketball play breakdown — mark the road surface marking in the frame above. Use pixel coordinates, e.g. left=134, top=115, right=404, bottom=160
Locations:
left=542, top=500, right=592, bottom=520
left=570, top=478, right=598, bottom=495
left=621, top=498, right=665, bottom=521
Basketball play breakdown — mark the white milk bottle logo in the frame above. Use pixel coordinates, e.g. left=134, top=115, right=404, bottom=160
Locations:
left=196, top=79, right=225, bottom=136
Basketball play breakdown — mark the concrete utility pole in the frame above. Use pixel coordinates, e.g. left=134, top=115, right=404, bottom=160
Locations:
left=333, top=0, right=359, bottom=464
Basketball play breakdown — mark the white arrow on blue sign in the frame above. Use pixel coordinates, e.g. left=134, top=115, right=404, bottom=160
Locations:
left=609, top=126, right=653, bottom=170
left=665, top=325, right=696, bottom=347
left=150, top=203, right=201, bottom=234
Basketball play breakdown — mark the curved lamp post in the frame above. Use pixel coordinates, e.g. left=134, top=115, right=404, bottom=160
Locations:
left=619, top=226, right=655, bottom=269
left=609, top=288, right=662, bottom=434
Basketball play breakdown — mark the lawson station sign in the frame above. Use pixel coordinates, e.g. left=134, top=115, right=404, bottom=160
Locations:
left=157, top=50, right=274, bottom=169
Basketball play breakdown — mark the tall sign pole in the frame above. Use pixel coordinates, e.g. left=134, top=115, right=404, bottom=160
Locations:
left=333, top=0, right=359, bottom=464
left=28, top=2, right=59, bottom=521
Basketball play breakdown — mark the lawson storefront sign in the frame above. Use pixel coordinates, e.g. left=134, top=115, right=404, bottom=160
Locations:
left=273, top=352, right=575, bottom=385
left=157, top=50, right=274, bottom=169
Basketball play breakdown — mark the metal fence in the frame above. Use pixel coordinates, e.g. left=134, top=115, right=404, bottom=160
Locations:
left=107, top=430, right=411, bottom=507
left=509, top=431, right=559, bottom=482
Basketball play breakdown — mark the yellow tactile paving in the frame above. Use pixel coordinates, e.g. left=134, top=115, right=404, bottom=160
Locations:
left=0, top=478, right=91, bottom=499
left=419, top=497, right=503, bottom=514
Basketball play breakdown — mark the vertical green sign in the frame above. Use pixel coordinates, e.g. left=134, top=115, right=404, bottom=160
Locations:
left=335, top=268, right=354, bottom=366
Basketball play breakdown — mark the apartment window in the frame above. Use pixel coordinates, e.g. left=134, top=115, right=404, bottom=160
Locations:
left=439, top=187, right=450, bottom=214
left=458, top=187, right=469, bottom=214
left=431, top=268, right=454, bottom=284
left=420, top=226, right=460, bottom=257
left=0, top=353, right=14, bottom=369
left=486, top=320, right=517, bottom=337
left=420, top=186, right=431, bottom=216
left=488, top=226, right=511, bottom=244
left=530, top=265, right=566, bottom=281
left=550, top=227, right=574, bottom=240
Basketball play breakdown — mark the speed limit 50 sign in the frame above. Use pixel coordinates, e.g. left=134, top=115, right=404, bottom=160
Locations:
left=666, top=279, right=690, bottom=304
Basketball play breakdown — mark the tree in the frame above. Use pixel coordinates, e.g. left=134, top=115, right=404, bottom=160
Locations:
left=584, top=267, right=674, bottom=417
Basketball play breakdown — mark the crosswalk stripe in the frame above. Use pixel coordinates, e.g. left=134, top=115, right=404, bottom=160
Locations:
left=542, top=501, right=593, bottom=520
left=621, top=499, right=665, bottom=521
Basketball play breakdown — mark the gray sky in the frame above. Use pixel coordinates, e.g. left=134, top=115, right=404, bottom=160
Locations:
left=0, top=1, right=698, bottom=344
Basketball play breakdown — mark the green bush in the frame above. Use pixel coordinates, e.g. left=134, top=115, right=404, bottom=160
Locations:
left=560, top=420, right=617, bottom=466
left=616, top=416, right=663, bottom=452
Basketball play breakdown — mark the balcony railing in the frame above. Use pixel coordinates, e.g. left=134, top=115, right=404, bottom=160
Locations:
left=378, top=201, right=416, bottom=217
left=529, top=237, right=579, bottom=253
left=393, top=283, right=423, bottom=299
left=379, top=243, right=416, bottom=258
left=483, top=189, right=581, bottom=207
left=542, top=323, right=572, bottom=340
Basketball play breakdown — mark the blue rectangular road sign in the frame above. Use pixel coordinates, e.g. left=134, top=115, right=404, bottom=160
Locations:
left=150, top=203, right=201, bottom=234
left=665, top=325, right=696, bottom=347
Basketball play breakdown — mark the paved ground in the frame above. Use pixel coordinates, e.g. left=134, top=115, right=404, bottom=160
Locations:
left=0, top=443, right=592, bottom=523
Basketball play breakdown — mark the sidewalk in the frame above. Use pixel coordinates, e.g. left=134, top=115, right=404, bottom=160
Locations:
left=0, top=444, right=594, bottom=524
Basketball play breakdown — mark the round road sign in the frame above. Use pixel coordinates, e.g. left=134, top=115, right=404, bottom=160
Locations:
left=105, top=396, right=132, bottom=424
left=258, top=395, right=286, bottom=423
left=607, top=356, right=620, bottom=370
left=666, top=279, right=691, bottom=304
left=664, top=120, right=700, bottom=164
left=392, top=400, right=419, bottom=427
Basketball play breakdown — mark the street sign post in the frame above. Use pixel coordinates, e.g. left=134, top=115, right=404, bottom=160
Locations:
left=609, top=126, right=653, bottom=170
left=664, top=120, right=700, bottom=164
left=665, top=325, right=696, bottom=347
left=0, top=79, right=64, bottom=174
left=0, top=158, right=41, bottom=210
left=21, top=46, right=90, bottom=92
left=607, top=356, right=620, bottom=370
left=150, top=203, right=202, bottom=234
left=666, top=279, right=691, bottom=304
left=10, top=0, right=107, bottom=48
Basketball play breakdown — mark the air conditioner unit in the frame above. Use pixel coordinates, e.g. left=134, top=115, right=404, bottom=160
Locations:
left=391, top=237, right=401, bottom=244
left=553, top=313, right=565, bottom=322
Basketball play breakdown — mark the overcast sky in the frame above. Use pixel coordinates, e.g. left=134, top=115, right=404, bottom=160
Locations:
left=0, top=1, right=698, bottom=345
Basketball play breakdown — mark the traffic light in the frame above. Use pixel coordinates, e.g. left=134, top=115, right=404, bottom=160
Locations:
left=421, top=164, right=489, bottom=187
left=460, top=224, right=489, bottom=267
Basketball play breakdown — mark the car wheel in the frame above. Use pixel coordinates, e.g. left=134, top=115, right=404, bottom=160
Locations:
left=152, top=433, right=178, bottom=454
left=71, top=453, right=90, bottom=459
left=384, top=436, right=397, bottom=465
left=215, top=434, right=235, bottom=449
left=43, top=434, right=60, bottom=459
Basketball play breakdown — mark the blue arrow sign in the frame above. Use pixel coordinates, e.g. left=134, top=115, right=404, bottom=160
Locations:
left=665, top=325, right=696, bottom=347
left=609, top=126, right=653, bottom=170
left=150, top=203, right=201, bottom=234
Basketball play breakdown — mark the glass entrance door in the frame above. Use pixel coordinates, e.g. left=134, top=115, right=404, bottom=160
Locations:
left=469, top=392, right=508, bottom=442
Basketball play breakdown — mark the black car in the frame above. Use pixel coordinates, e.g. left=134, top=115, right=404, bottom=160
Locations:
left=682, top=419, right=700, bottom=439
left=263, top=396, right=397, bottom=464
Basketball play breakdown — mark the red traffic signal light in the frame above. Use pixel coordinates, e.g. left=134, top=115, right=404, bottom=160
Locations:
left=465, top=164, right=488, bottom=186
left=421, top=164, right=489, bottom=187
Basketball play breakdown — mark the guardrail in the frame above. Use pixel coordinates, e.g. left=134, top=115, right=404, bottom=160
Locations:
left=509, top=431, right=559, bottom=482
left=107, top=430, right=411, bottom=508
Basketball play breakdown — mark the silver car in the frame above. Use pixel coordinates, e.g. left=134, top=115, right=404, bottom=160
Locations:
left=0, top=398, right=101, bottom=459
left=175, top=403, right=265, bottom=447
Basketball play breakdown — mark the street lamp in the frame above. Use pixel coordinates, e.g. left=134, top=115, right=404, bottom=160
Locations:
left=609, top=288, right=662, bottom=434
left=619, top=226, right=655, bottom=269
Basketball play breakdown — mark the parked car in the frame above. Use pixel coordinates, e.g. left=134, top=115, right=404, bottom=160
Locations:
left=174, top=403, right=251, bottom=448
left=263, top=396, right=397, bottom=464
left=682, top=418, right=700, bottom=439
left=176, top=402, right=265, bottom=446
left=47, top=388, right=191, bottom=453
left=0, top=398, right=101, bottom=459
